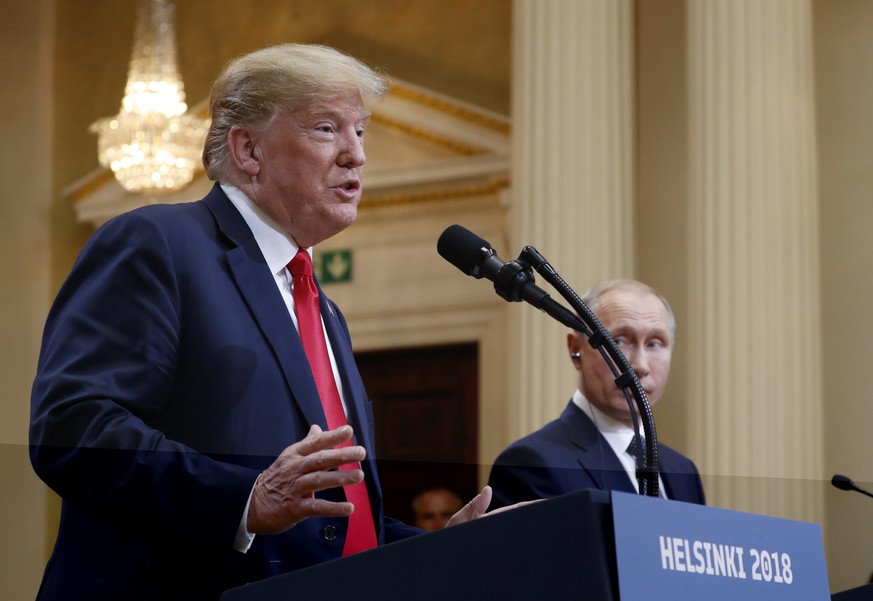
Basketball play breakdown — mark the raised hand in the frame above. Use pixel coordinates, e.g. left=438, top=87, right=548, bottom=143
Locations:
left=247, top=424, right=366, bottom=535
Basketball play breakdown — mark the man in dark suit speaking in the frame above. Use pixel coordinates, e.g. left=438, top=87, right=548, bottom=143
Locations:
left=29, top=43, right=491, bottom=601
left=488, top=279, right=705, bottom=508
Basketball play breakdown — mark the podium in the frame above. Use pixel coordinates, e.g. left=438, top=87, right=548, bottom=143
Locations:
left=222, top=489, right=836, bottom=601
left=832, top=584, right=873, bottom=600
left=222, top=489, right=617, bottom=600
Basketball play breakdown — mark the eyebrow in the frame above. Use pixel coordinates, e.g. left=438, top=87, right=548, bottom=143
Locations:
left=611, top=324, right=670, bottom=338
left=308, top=106, right=372, bottom=125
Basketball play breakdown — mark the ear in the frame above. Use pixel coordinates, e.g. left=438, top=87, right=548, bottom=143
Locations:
left=567, top=331, right=583, bottom=366
left=227, top=125, right=261, bottom=177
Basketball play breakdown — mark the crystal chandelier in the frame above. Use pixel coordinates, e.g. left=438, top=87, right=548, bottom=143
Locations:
left=90, top=0, right=208, bottom=195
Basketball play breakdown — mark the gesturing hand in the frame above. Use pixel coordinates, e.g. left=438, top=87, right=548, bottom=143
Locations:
left=247, top=424, right=366, bottom=535
left=445, top=485, right=493, bottom=527
left=444, top=486, right=539, bottom=528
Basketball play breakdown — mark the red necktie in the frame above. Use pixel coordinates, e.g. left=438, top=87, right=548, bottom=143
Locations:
left=289, top=249, right=377, bottom=555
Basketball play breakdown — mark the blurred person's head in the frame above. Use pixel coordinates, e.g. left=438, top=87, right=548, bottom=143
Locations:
left=412, top=487, right=464, bottom=531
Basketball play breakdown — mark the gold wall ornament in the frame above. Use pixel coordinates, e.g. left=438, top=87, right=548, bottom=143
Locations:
left=90, top=0, right=208, bottom=195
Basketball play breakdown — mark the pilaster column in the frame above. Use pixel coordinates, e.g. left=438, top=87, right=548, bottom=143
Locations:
left=686, top=0, right=823, bottom=521
left=509, top=0, right=635, bottom=438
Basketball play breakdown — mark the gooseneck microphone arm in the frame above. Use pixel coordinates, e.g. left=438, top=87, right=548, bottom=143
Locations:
left=437, top=225, right=660, bottom=497
left=519, top=246, right=660, bottom=497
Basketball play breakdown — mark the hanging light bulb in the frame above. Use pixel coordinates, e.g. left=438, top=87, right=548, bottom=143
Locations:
left=90, top=0, right=208, bottom=195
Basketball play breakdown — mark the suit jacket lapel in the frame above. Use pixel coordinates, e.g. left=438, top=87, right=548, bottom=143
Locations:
left=316, top=281, right=386, bottom=534
left=562, top=402, right=637, bottom=494
left=317, top=292, right=368, bottom=444
left=203, top=185, right=327, bottom=430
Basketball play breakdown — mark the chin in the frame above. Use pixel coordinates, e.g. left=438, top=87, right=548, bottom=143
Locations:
left=334, top=211, right=357, bottom=232
left=319, top=209, right=358, bottom=240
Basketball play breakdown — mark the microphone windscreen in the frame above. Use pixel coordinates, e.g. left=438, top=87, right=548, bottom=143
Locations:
left=831, top=474, right=854, bottom=491
left=437, top=224, right=492, bottom=276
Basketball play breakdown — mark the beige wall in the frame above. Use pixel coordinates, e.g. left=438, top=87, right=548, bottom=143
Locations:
left=5, top=0, right=873, bottom=597
left=814, top=0, right=873, bottom=590
left=635, top=0, right=873, bottom=591
left=1, top=1, right=54, bottom=598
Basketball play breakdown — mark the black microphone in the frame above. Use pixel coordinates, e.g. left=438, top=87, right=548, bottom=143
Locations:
left=437, top=224, right=506, bottom=279
left=831, top=474, right=873, bottom=500
left=437, top=224, right=586, bottom=331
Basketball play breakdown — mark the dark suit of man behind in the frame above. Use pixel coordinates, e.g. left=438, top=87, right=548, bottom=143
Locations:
left=489, top=279, right=705, bottom=509
left=489, top=401, right=705, bottom=508
left=29, top=44, right=490, bottom=601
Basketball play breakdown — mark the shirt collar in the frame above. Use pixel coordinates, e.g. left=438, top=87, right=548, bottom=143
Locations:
left=572, top=388, right=638, bottom=449
left=572, top=389, right=632, bottom=432
left=221, top=183, right=309, bottom=273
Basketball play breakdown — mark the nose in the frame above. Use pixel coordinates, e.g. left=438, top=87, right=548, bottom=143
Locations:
left=338, top=131, right=366, bottom=168
left=627, top=346, right=650, bottom=378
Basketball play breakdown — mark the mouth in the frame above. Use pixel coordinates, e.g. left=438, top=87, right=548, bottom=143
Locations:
left=331, top=179, right=361, bottom=200
left=337, top=180, right=360, bottom=192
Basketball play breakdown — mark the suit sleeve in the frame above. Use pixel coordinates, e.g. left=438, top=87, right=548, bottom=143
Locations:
left=29, top=210, right=258, bottom=548
left=488, top=443, right=592, bottom=510
left=659, top=445, right=707, bottom=505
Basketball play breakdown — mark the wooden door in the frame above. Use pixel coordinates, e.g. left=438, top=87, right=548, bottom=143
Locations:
left=354, top=343, right=479, bottom=524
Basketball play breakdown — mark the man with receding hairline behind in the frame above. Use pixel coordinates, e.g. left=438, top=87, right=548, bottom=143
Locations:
left=488, top=279, right=705, bottom=509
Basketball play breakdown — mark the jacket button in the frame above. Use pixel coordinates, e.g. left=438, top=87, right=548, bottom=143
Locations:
left=322, top=525, right=337, bottom=541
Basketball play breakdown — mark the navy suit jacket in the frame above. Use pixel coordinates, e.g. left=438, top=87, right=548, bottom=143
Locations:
left=488, top=401, right=706, bottom=509
left=30, top=184, right=420, bottom=601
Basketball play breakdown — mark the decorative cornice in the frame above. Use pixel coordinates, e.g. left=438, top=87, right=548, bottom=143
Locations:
left=388, top=83, right=511, bottom=135
left=370, top=112, right=486, bottom=156
left=361, top=178, right=509, bottom=210
left=67, top=167, right=207, bottom=204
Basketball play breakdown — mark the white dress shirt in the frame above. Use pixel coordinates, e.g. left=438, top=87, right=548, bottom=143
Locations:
left=571, top=388, right=667, bottom=497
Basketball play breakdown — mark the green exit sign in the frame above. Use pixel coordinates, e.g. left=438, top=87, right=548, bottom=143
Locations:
left=316, top=249, right=353, bottom=284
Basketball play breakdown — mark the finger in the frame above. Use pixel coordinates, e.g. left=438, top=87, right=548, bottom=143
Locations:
left=294, top=466, right=365, bottom=496
left=296, top=498, right=356, bottom=519
left=295, top=424, right=355, bottom=457
left=445, top=485, right=493, bottom=528
left=474, top=485, right=493, bottom=514
left=297, top=443, right=366, bottom=472
left=486, top=498, right=541, bottom=516
left=248, top=485, right=358, bottom=534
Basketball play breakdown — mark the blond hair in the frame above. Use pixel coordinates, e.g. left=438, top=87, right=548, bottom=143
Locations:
left=202, top=44, right=388, bottom=180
